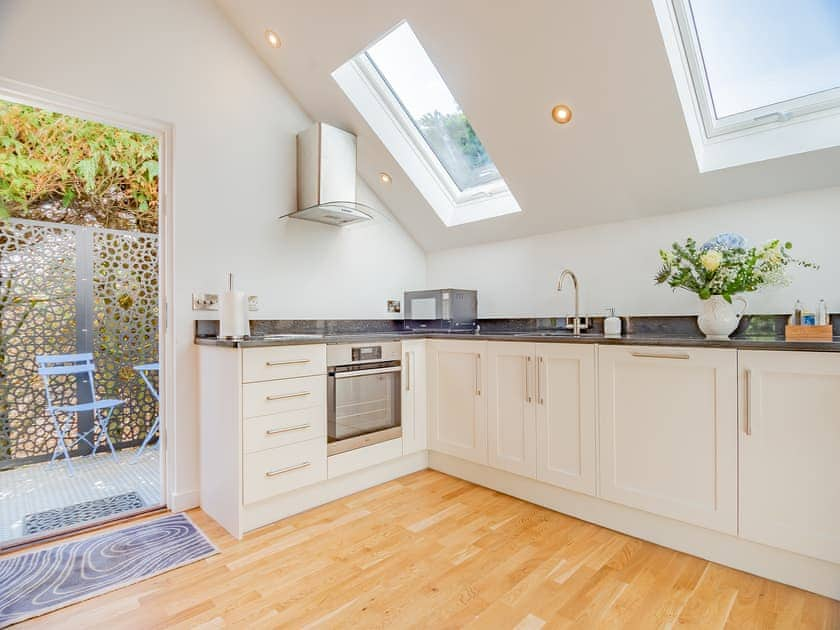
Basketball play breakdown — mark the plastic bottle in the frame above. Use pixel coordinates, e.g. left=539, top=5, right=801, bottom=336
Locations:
left=817, top=299, right=829, bottom=326
left=792, top=299, right=804, bottom=325
left=604, top=307, right=622, bottom=338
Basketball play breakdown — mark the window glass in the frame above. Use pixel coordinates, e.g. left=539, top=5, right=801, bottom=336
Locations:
left=366, top=23, right=501, bottom=191
left=687, top=0, right=840, bottom=118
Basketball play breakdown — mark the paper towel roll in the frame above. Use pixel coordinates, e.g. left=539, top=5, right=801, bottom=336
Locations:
left=219, top=290, right=250, bottom=338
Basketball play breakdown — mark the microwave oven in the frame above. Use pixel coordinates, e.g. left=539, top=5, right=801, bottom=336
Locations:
left=403, top=289, right=477, bottom=330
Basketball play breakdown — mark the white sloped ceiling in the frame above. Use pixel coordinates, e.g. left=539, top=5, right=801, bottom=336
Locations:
left=217, top=0, right=840, bottom=252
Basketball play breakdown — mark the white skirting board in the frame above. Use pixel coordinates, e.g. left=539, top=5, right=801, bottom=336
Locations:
left=169, top=489, right=200, bottom=513
left=429, top=451, right=840, bottom=601
left=241, top=451, right=428, bottom=534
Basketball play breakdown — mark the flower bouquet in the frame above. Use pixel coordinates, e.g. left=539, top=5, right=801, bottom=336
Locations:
left=655, top=233, right=817, bottom=339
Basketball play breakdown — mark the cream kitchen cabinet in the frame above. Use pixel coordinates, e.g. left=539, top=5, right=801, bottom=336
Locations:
left=427, top=340, right=488, bottom=465
left=739, top=350, right=840, bottom=564
left=536, top=343, right=597, bottom=495
left=485, top=341, right=597, bottom=489
left=401, top=339, right=428, bottom=455
left=598, top=345, right=738, bottom=534
left=199, top=343, right=328, bottom=538
left=486, top=342, right=537, bottom=477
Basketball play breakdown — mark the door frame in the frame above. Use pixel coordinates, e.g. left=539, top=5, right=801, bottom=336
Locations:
left=0, top=76, right=175, bottom=512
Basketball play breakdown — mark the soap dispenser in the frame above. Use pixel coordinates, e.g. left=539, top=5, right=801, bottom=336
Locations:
left=604, top=307, right=622, bottom=338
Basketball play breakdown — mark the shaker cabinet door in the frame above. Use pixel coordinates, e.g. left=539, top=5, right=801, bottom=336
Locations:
left=428, top=340, right=488, bottom=465
left=739, top=350, right=840, bottom=563
left=401, top=340, right=428, bottom=455
left=486, top=342, right=537, bottom=478
left=598, top=346, right=738, bottom=534
left=536, top=343, right=597, bottom=495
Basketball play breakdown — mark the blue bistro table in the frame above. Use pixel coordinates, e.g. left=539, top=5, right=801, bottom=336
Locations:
left=133, top=363, right=160, bottom=462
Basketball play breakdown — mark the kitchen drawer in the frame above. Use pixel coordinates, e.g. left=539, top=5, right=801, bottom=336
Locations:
left=243, top=375, right=325, bottom=418
left=244, top=406, right=326, bottom=454
left=327, top=438, right=403, bottom=479
left=243, top=344, right=326, bottom=383
left=243, top=438, right=326, bottom=505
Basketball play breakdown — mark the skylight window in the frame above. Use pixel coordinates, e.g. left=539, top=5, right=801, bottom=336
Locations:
left=653, top=0, right=840, bottom=171
left=687, top=0, right=840, bottom=121
left=365, top=24, right=501, bottom=192
left=676, top=0, right=840, bottom=135
left=332, top=21, right=521, bottom=226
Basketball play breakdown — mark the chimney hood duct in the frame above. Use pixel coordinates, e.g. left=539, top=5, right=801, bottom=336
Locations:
left=280, top=122, right=374, bottom=227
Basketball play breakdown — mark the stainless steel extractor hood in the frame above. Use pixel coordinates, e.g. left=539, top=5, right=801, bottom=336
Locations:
left=280, top=122, right=374, bottom=227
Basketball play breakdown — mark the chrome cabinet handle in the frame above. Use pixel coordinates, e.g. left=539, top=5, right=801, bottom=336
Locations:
left=265, top=391, right=310, bottom=401
left=265, top=359, right=310, bottom=367
left=405, top=352, right=411, bottom=392
left=744, top=369, right=752, bottom=436
left=265, top=461, right=310, bottom=477
left=475, top=354, right=481, bottom=396
left=631, top=352, right=690, bottom=360
left=265, top=423, right=310, bottom=436
left=538, top=356, right=544, bottom=405
left=525, top=355, right=532, bottom=403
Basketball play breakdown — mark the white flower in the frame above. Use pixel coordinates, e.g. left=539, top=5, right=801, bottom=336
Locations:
left=700, top=250, right=723, bottom=273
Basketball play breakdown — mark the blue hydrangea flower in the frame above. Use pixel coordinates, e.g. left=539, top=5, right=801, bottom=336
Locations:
left=701, top=233, right=746, bottom=252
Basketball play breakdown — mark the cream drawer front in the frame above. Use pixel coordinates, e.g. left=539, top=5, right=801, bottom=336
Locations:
left=243, top=375, right=325, bottom=418
left=243, top=438, right=326, bottom=505
left=243, top=345, right=326, bottom=383
left=244, top=407, right=326, bottom=453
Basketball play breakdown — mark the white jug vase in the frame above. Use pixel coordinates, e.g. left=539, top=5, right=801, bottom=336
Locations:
left=697, top=295, right=748, bottom=341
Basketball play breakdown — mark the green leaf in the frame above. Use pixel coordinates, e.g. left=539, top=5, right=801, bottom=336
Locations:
left=142, top=159, right=159, bottom=180
left=61, top=188, right=76, bottom=208
left=75, top=157, right=97, bottom=192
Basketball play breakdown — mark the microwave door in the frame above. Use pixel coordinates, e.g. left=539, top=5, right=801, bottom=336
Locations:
left=410, top=297, right=438, bottom=319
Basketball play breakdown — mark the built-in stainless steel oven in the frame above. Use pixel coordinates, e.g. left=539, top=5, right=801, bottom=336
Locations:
left=327, top=342, right=402, bottom=455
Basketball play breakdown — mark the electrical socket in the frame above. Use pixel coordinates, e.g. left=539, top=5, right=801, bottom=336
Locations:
left=192, top=293, right=219, bottom=310
left=192, top=293, right=259, bottom=311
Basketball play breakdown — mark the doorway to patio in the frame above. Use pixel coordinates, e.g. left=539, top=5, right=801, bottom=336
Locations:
left=0, top=96, right=165, bottom=548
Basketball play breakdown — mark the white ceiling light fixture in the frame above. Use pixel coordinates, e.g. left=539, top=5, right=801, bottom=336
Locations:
left=379, top=172, right=392, bottom=184
left=264, top=29, right=281, bottom=48
left=332, top=21, right=521, bottom=227
left=551, top=104, right=573, bottom=124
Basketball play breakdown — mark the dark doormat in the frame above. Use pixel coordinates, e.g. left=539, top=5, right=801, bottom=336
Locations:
left=23, top=492, right=145, bottom=536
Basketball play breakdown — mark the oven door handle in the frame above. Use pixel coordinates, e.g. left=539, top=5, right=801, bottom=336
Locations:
left=334, top=366, right=402, bottom=379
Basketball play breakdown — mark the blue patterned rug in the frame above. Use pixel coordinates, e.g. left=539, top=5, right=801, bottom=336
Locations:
left=0, top=513, right=218, bottom=627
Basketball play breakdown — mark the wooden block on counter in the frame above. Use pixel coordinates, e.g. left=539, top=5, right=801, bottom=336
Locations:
left=785, top=324, right=833, bottom=342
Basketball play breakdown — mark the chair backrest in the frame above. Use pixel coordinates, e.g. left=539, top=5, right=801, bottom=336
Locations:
left=36, top=353, right=97, bottom=410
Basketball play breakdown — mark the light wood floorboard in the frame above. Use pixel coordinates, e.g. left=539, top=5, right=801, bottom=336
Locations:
left=12, top=470, right=840, bottom=629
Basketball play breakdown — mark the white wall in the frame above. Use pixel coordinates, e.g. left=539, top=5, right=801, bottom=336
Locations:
left=428, top=187, right=840, bottom=318
left=0, top=0, right=425, bottom=505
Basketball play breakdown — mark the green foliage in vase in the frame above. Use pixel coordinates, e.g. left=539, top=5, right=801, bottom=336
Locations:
left=655, top=235, right=818, bottom=303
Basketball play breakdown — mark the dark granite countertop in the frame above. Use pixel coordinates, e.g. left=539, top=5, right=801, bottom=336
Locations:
left=195, top=330, right=840, bottom=353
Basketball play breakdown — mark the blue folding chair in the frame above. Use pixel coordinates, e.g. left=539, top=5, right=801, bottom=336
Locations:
left=132, top=362, right=160, bottom=462
left=36, top=353, right=125, bottom=476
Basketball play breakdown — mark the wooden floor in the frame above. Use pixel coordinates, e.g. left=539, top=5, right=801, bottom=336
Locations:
left=15, top=470, right=840, bottom=629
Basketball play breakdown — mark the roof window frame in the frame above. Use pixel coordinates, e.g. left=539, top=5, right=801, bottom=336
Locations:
left=672, top=0, right=840, bottom=139
left=332, top=21, right=521, bottom=226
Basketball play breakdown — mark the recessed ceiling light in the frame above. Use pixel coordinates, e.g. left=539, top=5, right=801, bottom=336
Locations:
left=264, top=29, right=281, bottom=48
left=551, top=104, right=573, bottom=124
left=379, top=172, right=392, bottom=184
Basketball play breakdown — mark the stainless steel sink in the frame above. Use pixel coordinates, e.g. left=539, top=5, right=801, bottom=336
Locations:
left=511, top=331, right=601, bottom=338
left=257, top=333, right=325, bottom=340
